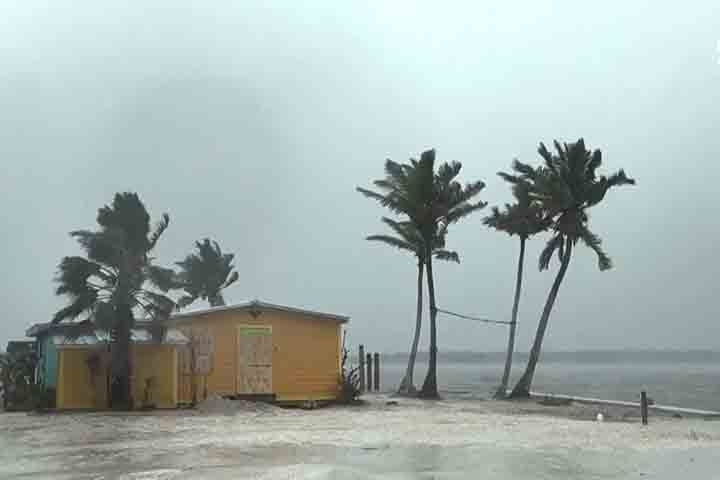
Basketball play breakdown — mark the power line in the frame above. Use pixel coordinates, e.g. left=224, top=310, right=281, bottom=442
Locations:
left=436, top=307, right=513, bottom=326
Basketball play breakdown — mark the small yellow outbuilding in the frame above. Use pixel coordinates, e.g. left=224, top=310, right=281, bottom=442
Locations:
left=170, top=300, right=349, bottom=404
left=28, top=300, right=348, bottom=409
left=53, top=328, right=188, bottom=410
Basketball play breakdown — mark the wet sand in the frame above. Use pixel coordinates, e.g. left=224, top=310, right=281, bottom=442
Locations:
left=1, top=395, right=719, bottom=479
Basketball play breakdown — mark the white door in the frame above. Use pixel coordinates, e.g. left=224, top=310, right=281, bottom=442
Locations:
left=237, top=325, right=273, bottom=394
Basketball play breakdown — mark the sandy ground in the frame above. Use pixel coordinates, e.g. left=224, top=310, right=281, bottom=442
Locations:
left=1, top=394, right=719, bottom=479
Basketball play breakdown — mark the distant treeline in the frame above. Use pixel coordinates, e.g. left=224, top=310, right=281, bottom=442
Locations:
left=379, top=350, right=720, bottom=364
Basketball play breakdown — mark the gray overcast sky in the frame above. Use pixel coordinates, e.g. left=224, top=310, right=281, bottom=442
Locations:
left=1, top=1, right=719, bottom=353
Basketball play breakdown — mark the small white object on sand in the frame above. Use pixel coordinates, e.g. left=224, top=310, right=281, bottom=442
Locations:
left=596, top=413, right=605, bottom=422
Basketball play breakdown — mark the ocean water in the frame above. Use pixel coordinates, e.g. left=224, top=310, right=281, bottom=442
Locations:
left=377, top=355, right=720, bottom=411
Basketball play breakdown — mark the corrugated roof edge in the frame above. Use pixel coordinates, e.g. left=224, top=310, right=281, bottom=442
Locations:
left=169, top=299, right=350, bottom=323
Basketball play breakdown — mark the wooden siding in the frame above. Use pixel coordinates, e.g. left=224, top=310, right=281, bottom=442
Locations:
left=56, top=349, right=99, bottom=409
left=172, top=309, right=342, bottom=403
left=131, top=345, right=178, bottom=409
left=56, top=345, right=178, bottom=410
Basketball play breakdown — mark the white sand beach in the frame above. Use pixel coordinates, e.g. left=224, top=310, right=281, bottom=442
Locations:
left=2, top=395, right=719, bottom=479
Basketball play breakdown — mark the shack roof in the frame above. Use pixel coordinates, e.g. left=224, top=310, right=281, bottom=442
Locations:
left=27, top=300, right=349, bottom=338
left=169, top=299, right=350, bottom=324
left=52, top=327, right=188, bottom=347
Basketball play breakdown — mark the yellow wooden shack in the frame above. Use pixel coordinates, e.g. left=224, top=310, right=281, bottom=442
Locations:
left=51, top=327, right=188, bottom=410
left=169, top=300, right=349, bottom=404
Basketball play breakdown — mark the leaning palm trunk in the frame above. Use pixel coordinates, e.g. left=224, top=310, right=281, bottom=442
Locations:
left=510, top=239, right=573, bottom=398
left=419, top=255, right=440, bottom=399
left=398, top=260, right=424, bottom=395
left=495, top=237, right=526, bottom=399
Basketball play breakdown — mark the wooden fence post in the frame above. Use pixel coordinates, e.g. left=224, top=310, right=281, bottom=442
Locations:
left=373, top=352, right=380, bottom=392
left=641, top=391, right=649, bottom=425
left=366, top=353, right=373, bottom=392
left=359, top=345, right=365, bottom=392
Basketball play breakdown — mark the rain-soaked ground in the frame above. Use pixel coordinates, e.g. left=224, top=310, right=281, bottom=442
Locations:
left=1, top=396, right=719, bottom=479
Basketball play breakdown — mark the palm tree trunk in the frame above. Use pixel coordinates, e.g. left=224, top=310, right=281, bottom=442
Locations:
left=111, top=304, right=134, bottom=410
left=494, top=236, right=526, bottom=399
left=510, top=238, right=573, bottom=399
left=398, top=259, right=424, bottom=395
left=419, top=255, right=439, bottom=399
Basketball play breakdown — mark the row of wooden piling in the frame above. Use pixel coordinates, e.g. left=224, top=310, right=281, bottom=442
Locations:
left=355, top=343, right=653, bottom=425
left=358, top=345, right=380, bottom=392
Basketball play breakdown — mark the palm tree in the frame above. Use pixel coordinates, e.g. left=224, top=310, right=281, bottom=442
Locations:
left=0, top=348, right=37, bottom=410
left=484, top=181, right=547, bottom=398
left=176, top=239, right=239, bottom=308
left=366, top=217, right=459, bottom=395
left=506, top=139, right=635, bottom=398
left=52, top=192, right=177, bottom=409
left=358, top=149, right=486, bottom=398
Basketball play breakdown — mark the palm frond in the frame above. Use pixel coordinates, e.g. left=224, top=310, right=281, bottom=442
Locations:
left=175, top=238, right=238, bottom=307
left=176, top=295, right=197, bottom=309
left=446, top=201, right=487, bottom=224
left=434, top=249, right=460, bottom=263
left=70, top=229, right=125, bottom=265
left=539, top=234, right=564, bottom=271
left=148, top=213, right=170, bottom=250
left=578, top=226, right=612, bottom=271
left=606, top=169, right=636, bottom=188
left=96, top=192, right=152, bottom=254
left=222, top=270, right=239, bottom=289
left=365, top=234, right=417, bottom=254
left=55, top=256, right=107, bottom=296
left=52, top=290, right=98, bottom=323
left=136, top=290, right=176, bottom=320
left=146, top=265, right=178, bottom=292
left=511, top=160, right=538, bottom=179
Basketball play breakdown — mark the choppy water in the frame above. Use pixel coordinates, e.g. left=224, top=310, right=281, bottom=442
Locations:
left=378, top=358, right=720, bottom=411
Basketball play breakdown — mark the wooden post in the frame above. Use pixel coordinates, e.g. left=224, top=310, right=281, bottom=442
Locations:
left=373, top=352, right=380, bottom=392
left=358, top=345, right=365, bottom=392
left=366, top=353, right=373, bottom=392
left=641, top=391, right=649, bottom=425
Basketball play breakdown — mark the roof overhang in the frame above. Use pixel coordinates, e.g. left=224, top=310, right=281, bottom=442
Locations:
left=168, top=300, right=350, bottom=324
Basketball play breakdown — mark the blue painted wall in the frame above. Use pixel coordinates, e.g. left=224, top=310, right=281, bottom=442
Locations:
left=38, top=335, right=57, bottom=388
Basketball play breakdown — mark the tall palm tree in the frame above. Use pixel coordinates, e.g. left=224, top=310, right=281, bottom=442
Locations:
left=484, top=181, right=547, bottom=398
left=506, top=139, right=635, bottom=398
left=52, top=192, right=177, bottom=409
left=176, top=239, right=239, bottom=308
left=366, top=217, right=459, bottom=395
left=358, top=149, right=486, bottom=398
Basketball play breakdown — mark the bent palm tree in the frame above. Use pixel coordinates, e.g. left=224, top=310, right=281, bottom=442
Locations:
left=176, top=239, right=239, bottom=308
left=358, top=150, right=486, bottom=398
left=366, top=218, right=459, bottom=395
left=52, top=192, right=177, bottom=409
left=507, top=139, right=635, bottom=398
left=484, top=181, right=547, bottom=398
